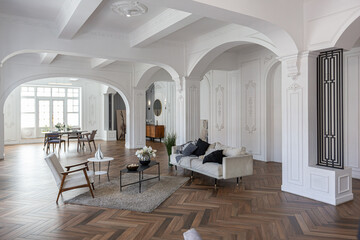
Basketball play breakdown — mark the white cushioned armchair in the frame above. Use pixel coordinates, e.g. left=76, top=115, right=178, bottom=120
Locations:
left=45, top=153, right=95, bottom=203
left=170, top=142, right=253, bottom=187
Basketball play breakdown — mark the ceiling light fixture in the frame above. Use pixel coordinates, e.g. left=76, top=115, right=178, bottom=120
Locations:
left=48, top=82, right=73, bottom=86
left=111, top=1, right=148, bottom=17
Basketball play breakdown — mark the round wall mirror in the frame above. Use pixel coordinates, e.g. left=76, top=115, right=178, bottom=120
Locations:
left=153, top=99, right=162, bottom=116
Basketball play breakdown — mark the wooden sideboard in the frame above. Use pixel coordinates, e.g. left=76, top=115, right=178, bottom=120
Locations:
left=146, top=125, right=165, bottom=142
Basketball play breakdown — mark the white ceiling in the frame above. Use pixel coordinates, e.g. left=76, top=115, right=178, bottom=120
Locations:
left=165, top=18, right=229, bottom=42
left=0, top=0, right=62, bottom=21
left=80, top=0, right=167, bottom=33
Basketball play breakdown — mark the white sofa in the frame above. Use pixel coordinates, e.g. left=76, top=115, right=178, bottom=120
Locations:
left=170, top=142, right=253, bottom=186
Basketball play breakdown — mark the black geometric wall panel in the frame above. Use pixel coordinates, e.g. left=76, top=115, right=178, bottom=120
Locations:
left=317, top=49, right=344, bottom=169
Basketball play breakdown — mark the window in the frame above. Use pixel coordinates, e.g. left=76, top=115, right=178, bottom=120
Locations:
left=20, top=86, right=81, bottom=137
left=21, top=98, right=35, bottom=128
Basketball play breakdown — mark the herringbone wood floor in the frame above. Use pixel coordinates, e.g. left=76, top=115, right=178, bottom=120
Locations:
left=0, top=141, right=359, bottom=239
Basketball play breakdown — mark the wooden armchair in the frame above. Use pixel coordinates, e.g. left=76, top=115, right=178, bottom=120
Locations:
left=67, top=127, right=81, bottom=147
left=77, top=130, right=97, bottom=152
left=44, top=153, right=95, bottom=204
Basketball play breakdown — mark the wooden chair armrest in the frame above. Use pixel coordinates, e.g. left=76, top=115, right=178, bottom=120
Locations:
left=61, top=166, right=88, bottom=175
left=65, top=161, right=89, bottom=170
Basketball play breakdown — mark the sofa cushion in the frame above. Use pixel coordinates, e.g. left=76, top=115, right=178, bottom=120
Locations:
left=191, top=159, right=223, bottom=177
left=203, top=150, right=224, bottom=164
left=193, top=138, right=210, bottom=156
left=178, top=156, right=198, bottom=168
left=182, top=143, right=198, bottom=156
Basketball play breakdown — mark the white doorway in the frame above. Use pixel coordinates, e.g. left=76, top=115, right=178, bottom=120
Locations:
left=266, top=63, right=282, bottom=163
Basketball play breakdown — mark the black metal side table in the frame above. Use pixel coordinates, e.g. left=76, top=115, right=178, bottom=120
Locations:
left=120, top=161, right=160, bottom=193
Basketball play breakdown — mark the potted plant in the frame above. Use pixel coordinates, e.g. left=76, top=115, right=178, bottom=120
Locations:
left=135, top=146, right=157, bottom=166
left=164, top=133, right=176, bottom=166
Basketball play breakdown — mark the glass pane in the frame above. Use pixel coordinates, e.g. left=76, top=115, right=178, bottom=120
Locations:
left=67, top=88, right=79, bottom=98
left=67, top=113, right=79, bottom=126
left=67, top=99, right=79, bottom=112
left=21, top=87, right=35, bottom=97
left=21, top=113, right=35, bottom=128
left=38, top=100, right=50, bottom=127
left=52, top=88, right=66, bottom=97
left=21, top=98, right=35, bottom=113
left=37, top=87, right=51, bottom=97
left=53, top=100, right=64, bottom=126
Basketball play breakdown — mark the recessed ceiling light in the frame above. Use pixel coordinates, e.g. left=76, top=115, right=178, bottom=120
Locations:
left=111, top=1, right=148, bottom=17
left=69, top=78, right=79, bottom=81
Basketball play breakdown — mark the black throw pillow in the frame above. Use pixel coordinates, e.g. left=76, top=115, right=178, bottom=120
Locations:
left=182, top=143, right=198, bottom=156
left=203, top=150, right=224, bottom=164
left=193, top=138, right=210, bottom=156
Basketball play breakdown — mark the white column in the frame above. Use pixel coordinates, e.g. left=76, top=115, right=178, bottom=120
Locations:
left=128, top=88, right=146, bottom=149
left=280, top=52, right=353, bottom=205
left=174, top=76, right=201, bottom=144
left=0, top=105, right=4, bottom=159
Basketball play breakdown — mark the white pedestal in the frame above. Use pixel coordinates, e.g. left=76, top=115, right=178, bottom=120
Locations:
left=282, top=166, right=353, bottom=205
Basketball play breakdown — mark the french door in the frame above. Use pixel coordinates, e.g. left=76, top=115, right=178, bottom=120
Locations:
left=37, top=99, right=65, bottom=136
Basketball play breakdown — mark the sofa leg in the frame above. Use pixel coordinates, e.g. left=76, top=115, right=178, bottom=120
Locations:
left=175, top=166, right=177, bottom=171
left=214, top=178, right=217, bottom=189
left=237, top=177, right=239, bottom=186
left=191, top=171, right=194, bottom=180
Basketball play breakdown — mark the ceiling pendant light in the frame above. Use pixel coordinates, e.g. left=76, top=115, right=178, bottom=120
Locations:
left=111, top=1, right=148, bottom=17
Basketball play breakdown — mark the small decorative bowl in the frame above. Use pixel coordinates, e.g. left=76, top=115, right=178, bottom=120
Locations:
left=127, top=163, right=139, bottom=171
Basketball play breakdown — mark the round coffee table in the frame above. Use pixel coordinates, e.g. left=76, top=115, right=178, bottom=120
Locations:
left=88, top=157, right=114, bottom=182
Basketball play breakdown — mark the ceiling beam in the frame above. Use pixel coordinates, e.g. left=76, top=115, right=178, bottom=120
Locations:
left=56, top=0, right=103, bottom=39
left=130, top=9, right=202, bottom=48
left=40, top=53, right=58, bottom=64
left=91, top=58, right=116, bottom=69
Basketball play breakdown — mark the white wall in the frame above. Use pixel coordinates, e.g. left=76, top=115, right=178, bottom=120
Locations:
left=344, top=47, right=360, bottom=179
left=4, top=78, right=108, bottom=144
left=200, top=48, right=282, bottom=162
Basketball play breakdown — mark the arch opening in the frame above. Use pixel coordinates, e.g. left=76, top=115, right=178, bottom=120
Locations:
left=2, top=76, right=131, bottom=150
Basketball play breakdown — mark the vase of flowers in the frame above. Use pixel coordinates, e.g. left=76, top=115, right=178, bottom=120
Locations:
left=135, top=146, right=157, bottom=166
left=55, top=123, right=65, bottom=131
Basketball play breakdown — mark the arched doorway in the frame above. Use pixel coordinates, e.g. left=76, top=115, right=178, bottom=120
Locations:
left=265, top=62, right=282, bottom=162
left=2, top=76, right=131, bottom=151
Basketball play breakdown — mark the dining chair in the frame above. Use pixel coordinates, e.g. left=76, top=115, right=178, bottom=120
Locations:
left=44, top=153, right=94, bottom=204
left=77, top=130, right=97, bottom=152
left=67, top=127, right=81, bottom=147
left=45, top=133, right=66, bottom=153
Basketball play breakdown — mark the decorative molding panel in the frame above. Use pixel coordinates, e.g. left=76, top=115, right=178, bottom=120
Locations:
left=338, top=175, right=350, bottom=194
left=88, top=95, right=96, bottom=126
left=310, top=173, right=329, bottom=193
left=286, top=86, right=303, bottom=185
left=215, top=85, right=224, bottom=131
left=245, top=80, right=257, bottom=134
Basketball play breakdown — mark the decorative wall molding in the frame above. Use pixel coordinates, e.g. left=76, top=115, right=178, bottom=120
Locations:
left=286, top=86, right=303, bottom=186
left=245, top=80, right=257, bottom=134
left=88, top=95, right=97, bottom=126
left=264, top=54, right=275, bottom=64
left=288, top=82, right=302, bottom=91
left=338, top=175, right=350, bottom=194
left=215, top=84, right=224, bottom=131
left=310, top=173, right=329, bottom=193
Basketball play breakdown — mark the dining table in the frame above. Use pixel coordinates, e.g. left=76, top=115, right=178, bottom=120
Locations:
left=43, top=130, right=88, bottom=149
